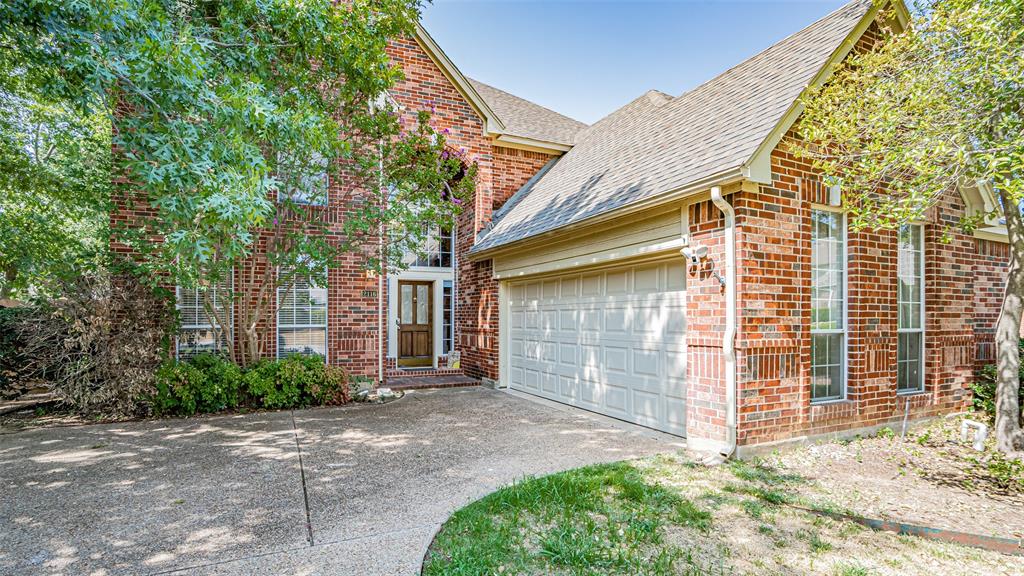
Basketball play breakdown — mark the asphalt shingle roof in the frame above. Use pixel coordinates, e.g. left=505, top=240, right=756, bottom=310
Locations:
left=472, top=0, right=872, bottom=253
left=469, top=78, right=588, bottom=146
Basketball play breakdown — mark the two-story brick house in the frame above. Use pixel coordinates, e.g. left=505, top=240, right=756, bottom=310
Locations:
left=124, top=0, right=1013, bottom=455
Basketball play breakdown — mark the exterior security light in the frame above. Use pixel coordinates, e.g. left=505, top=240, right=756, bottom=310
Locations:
left=681, top=245, right=708, bottom=266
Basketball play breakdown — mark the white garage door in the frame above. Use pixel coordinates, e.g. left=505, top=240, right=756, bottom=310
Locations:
left=505, top=260, right=687, bottom=436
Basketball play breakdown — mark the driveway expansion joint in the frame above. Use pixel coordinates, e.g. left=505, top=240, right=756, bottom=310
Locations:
left=290, top=410, right=315, bottom=546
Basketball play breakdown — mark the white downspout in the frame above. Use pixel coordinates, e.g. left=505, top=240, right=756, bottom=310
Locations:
left=378, top=147, right=386, bottom=387
left=710, top=186, right=738, bottom=459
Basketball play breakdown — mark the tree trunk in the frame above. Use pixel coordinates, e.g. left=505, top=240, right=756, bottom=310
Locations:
left=0, top=267, right=16, bottom=299
left=994, top=190, right=1024, bottom=455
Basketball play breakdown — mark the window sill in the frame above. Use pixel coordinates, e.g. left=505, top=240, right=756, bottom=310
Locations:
left=896, top=389, right=927, bottom=397
left=810, top=398, right=852, bottom=407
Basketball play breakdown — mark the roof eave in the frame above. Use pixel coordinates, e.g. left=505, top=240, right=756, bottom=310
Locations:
left=412, top=23, right=506, bottom=136
left=468, top=166, right=748, bottom=261
left=493, top=134, right=573, bottom=153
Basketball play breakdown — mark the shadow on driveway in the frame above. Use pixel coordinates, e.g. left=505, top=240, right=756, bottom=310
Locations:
left=0, top=387, right=681, bottom=575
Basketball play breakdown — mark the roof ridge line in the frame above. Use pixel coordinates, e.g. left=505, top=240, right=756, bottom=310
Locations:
left=467, top=77, right=589, bottom=127
left=673, top=0, right=869, bottom=101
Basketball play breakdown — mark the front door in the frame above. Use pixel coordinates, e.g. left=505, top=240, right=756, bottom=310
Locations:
left=398, top=280, right=433, bottom=367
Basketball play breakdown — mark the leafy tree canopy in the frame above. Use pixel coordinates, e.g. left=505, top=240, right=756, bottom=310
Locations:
left=797, top=0, right=1023, bottom=231
left=1, top=0, right=474, bottom=362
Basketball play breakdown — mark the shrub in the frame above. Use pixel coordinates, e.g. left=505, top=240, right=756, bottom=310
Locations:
left=15, top=272, right=176, bottom=417
left=305, top=361, right=350, bottom=406
left=152, top=354, right=242, bottom=416
left=974, top=338, right=1024, bottom=422
left=153, top=360, right=206, bottom=416
left=244, top=354, right=350, bottom=409
left=187, top=353, right=243, bottom=412
left=243, top=359, right=291, bottom=408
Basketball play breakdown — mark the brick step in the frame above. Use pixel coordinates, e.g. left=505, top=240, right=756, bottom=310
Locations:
left=387, top=374, right=479, bottom=390
left=385, top=367, right=463, bottom=379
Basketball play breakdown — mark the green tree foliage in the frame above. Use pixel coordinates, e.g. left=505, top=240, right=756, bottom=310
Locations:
left=1, top=0, right=474, bottom=364
left=0, top=93, right=111, bottom=299
left=795, top=0, right=1024, bottom=454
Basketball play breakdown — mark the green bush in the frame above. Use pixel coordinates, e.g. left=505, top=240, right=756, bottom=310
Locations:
left=188, top=353, right=243, bottom=412
left=244, top=354, right=350, bottom=409
left=974, top=338, right=1024, bottom=421
left=153, top=353, right=242, bottom=416
left=244, top=358, right=294, bottom=409
left=153, top=360, right=206, bottom=416
left=153, top=353, right=350, bottom=416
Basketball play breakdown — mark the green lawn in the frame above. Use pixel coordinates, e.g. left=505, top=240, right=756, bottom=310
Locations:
left=422, top=452, right=1017, bottom=576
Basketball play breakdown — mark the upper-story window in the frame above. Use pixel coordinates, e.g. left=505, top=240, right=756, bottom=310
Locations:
left=176, top=279, right=232, bottom=358
left=810, top=208, right=846, bottom=402
left=410, top=227, right=453, bottom=268
left=897, top=224, right=925, bottom=393
left=277, top=151, right=329, bottom=206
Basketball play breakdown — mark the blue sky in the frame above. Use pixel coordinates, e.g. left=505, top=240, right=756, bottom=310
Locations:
left=421, top=0, right=848, bottom=124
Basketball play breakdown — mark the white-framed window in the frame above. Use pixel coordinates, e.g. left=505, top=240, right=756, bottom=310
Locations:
left=442, top=280, right=453, bottom=355
left=277, top=151, right=329, bottom=206
left=410, top=227, right=454, bottom=268
left=176, top=278, right=232, bottom=358
left=277, top=270, right=328, bottom=359
left=897, top=224, right=925, bottom=393
left=810, top=208, right=847, bottom=402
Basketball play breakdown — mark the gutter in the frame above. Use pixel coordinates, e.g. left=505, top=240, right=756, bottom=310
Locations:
left=710, top=186, right=738, bottom=459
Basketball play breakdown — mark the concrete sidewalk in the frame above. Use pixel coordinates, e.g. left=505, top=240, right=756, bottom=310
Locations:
left=0, top=387, right=682, bottom=575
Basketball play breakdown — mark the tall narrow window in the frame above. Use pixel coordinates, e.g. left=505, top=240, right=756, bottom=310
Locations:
left=176, top=279, right=232, bottom=358
left=277, top=271, right=328, bottom=359
left=897, top=224, right=924, bottom=393
left=811, top=209, right=846, bottom=402
left=442, top=280, right=453, bottom=355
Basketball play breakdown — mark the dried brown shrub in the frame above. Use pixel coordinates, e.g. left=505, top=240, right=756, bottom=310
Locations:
left=16, top=272, right=175, bottom=417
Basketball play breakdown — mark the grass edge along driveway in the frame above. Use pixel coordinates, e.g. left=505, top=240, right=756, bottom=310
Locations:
left=422, top=454, right=1018, bottom=576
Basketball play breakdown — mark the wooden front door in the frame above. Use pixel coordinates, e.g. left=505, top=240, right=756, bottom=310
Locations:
left=398, top=280, right=432, bottom=367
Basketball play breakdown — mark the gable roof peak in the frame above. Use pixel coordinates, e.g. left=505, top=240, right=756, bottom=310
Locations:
left=472, top=0, right=903, bottom=255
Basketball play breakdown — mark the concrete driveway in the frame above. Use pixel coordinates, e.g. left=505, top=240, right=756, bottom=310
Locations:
left=0, top=387, right=682, bottom=575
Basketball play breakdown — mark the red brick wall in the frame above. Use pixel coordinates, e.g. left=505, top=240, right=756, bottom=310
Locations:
left=685, top=199, right=729, bottom=442
left=491, top=146, right=556, bottom=211
left=731, top=131, right=980, bottom=447
left=973, top=239, right=1010, bottom=367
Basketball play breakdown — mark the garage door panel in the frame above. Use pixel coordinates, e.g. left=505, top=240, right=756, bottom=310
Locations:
left=559, top=343, right=577, bottom=367
left=632, top=348, right=660, bottom=377
left=580, top=309, right=601, bottom=331
left=604, top=384, right=629, bottom=413
left=561, top=277, right=578, bottom=297
left=507, top=261, right=687, bottom=437
left=632, top=389, right=661, bottom=423
left=667, top=262, right=686, bottom=290
left=603, top=308, right=629, bottom=333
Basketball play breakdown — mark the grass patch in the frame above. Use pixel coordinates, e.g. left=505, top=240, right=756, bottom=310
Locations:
left=423, top=461, right=712, bottom=576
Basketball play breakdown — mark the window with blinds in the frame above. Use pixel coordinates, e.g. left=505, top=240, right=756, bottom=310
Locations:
left=277, top=271, right=328, bottom=359
left=176, top=280, right=232, bottom=358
